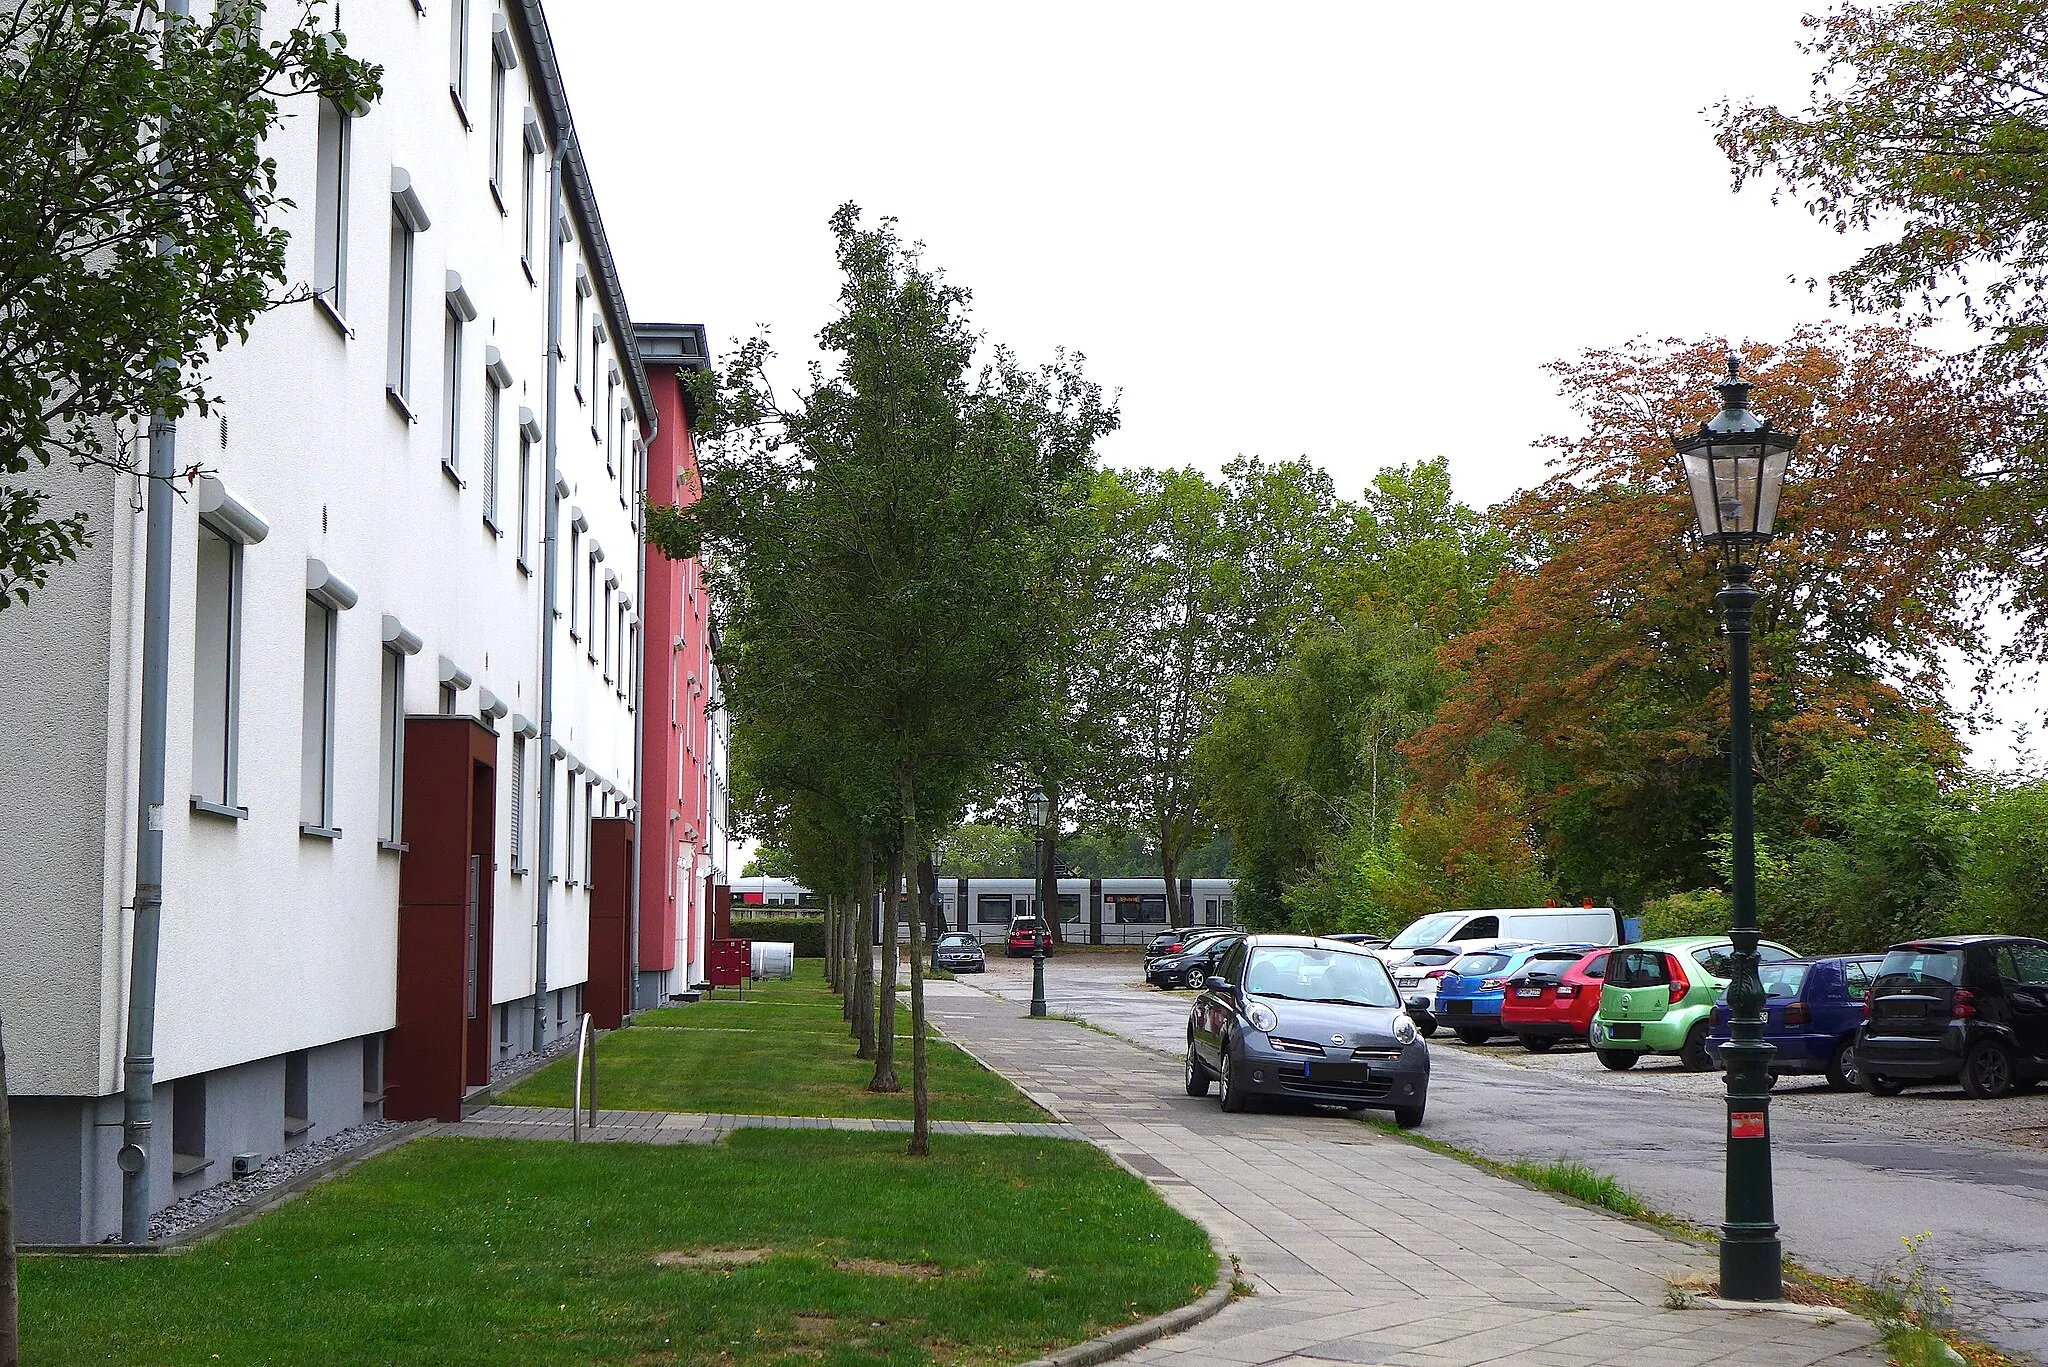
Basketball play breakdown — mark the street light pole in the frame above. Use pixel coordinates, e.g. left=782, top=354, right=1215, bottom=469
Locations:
left=1024, top=785, right=1049, bottom=1018
left=1673, top=356, right=1796, bottom=1303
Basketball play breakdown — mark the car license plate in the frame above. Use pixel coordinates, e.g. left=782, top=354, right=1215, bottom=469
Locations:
left=1606, top=1022, right=1644, bottom=1040
left=1445, top=1000, right=1470, bottom=1015
left=1515, top=987, right=1543, bottom=998
left=1302, top=1061, right=1374, bottom=1083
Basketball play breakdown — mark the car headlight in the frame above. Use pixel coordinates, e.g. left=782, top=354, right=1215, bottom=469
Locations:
left=1246, top=1003, right=1277, bottom=1033
left=1392, top=1013, right=1418, bottom=1046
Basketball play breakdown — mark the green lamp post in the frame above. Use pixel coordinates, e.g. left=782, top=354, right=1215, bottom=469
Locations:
left=1024, top=786, right=1050, bottom=1018
left=1674, top=355, right=1797, bottom=1302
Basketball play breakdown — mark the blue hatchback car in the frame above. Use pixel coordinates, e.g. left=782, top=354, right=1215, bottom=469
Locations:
left=1436, top=944, right=1598, bottom=1044
left=1705, top=954, right=1882, bottom=1090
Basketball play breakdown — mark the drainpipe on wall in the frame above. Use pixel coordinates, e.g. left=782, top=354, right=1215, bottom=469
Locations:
left=118, top=0, right=191, bottom=1247
left=627, top=403, right=655, bottom=1008
left=530, top=143, right=567, bottom=1053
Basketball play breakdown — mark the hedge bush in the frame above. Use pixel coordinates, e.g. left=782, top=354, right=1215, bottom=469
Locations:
left=726, top=916, right=827, bottom=958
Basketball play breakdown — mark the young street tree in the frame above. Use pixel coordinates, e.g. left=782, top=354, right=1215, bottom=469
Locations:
left=0, top=1, right=378, bottom=607
left=651, top=206, right=1114, bottom=1154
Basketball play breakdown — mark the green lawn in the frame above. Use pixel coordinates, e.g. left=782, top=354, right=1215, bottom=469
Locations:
left=500, top=962, right=1045, bottom=1122
left=22, top=1131, right=1216, bottom=1367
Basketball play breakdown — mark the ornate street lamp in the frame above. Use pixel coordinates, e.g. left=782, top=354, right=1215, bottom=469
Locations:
left=1023, top=786, right=1051, bottom=1018
left=1674, top=355, right=1797, bottom=1303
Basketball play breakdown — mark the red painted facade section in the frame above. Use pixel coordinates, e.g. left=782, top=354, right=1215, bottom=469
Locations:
left=587, top=817, right=635, bottom=1029
left=389, top=717, right=497, bottom=1122
left=638, top=350, right=723, bottom=992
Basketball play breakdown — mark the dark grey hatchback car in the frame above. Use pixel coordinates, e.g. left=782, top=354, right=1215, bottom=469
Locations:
left=1184, top=935, right=1431, bottom=1126
left=1858, top=935, right=2048, bottom=1098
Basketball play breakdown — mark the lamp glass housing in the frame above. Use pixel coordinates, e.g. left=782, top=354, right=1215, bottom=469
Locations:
left=1673, top=358, right=1797, bottom=560
left=1023, top=789, right=1050, bottom=828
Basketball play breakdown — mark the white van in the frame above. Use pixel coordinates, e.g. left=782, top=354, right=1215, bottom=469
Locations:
left=1378, top=906, right=1621, bottom=959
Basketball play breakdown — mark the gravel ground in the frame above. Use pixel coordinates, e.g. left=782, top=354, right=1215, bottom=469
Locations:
left=1433, top=1032, right=2048, bottom=1148
left=490, top=1027, right=577, bottom=1082
left=146, top=1118, right=405, bottom=1243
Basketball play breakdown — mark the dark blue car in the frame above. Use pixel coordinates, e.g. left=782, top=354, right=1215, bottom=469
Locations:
left=1706, top=954, right=1881, bottom=1090
left=1435, top=944, right=1597, bottom=1044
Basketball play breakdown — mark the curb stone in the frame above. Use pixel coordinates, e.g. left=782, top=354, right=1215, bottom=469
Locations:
left=1014, top=1263, right=1238, bottom=1367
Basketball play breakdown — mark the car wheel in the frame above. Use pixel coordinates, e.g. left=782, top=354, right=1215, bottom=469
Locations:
left=1825, top=1040, right=1859, bottom=1092
left=1679, top=1021, right=1714, bottom=1072
left=1184, top=1042, right=1212, bottom=1097
left=1456, top=1028, right=1492, bottom=1046
left=1961, top=1039, right=2016, bottom=1100
left=1418, top=1019, right=1439, bottom=1039
left=1596, top=1048, right=1638, bottom=1072
left=1863, top=1071, right=1906, bottom=1097
left=1519, top=1034, right=1556, bottom=1053
left=1392, top=1100, right=1426, bottom=1128
left=1218, top=1039, right=1248, bottom=1113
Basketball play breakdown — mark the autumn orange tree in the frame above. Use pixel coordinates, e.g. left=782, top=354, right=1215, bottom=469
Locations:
left=1406, top=326, right=2013, bottom=913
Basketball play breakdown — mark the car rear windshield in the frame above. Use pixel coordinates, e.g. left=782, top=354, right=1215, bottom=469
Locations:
left=1244, top=946, right=1398, bottom=1008
left=1760, top=963, right=1808, bottom=999
left=1449, top=953, right=1511, bottom=976
left=1609, top=949, right=1672, bottom=988
left=1388, top=913, right=1464, bottom=950
left=1401, top=947, right=1462, bottom=967
left=1875, top=948, right=1963, bottom=990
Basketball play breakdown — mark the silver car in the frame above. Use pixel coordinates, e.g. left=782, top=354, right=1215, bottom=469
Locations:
left=932, top=932, right=986, bottom=973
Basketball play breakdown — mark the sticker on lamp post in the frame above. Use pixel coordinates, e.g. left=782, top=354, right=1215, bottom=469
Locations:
left=1730, top=1111, right=1766, bottom=1139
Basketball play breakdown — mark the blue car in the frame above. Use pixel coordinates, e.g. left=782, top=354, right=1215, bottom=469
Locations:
left=1706, top=954, right=1882, bottom=1090
left=1436, top=944, right=1598, bottom=1044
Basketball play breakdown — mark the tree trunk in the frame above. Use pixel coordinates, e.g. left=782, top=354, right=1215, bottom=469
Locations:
left=824, top=893, right=840, bottom=995
left=903, top=779, right=930, bottom=1156
left=1042, top=801, right=1063, bottom=946
left=1160, top=839, right=1186, bottom=927
left=854, top=842, right=877, bottom=1057
left=871, top=843, right=902, bottom=1092
left=2, top=1013, right=18, bottom=1367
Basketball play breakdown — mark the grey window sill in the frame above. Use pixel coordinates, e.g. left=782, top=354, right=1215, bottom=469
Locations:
left=517, top=557, right=532, bottom=577
left=299, top=823, right=343, bottom=841
left=522, top=258, right=536, bottom=287
left=483, top=513, right=502, bottom=537
left=171, top=1153, right=212, bottom=1179
left=387, top=387, right=416, bottom=423
left=313, top=294, right=353, bottom=339
left=190, top=796, right=248, bottom=821
left=442, top=460, right=465, bottom=489
left=378, top=838, right=409, bottom=854
left=449, top=85, right=472, bottom=129
left=489, top=179, right=507, bottom=216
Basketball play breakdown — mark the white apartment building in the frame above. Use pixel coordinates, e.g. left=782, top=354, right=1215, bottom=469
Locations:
left=0, top=0, right=656, bottom=1242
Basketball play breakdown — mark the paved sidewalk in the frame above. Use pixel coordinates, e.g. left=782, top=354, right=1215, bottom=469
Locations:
left=442, top=1103, right=1072, bottom=1144
left=939, top=984, right=1886, bottom=1367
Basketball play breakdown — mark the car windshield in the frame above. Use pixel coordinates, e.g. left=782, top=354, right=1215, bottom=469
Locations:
left=1388, top=913, right=1464, bottom=949
left=1243, top=946, right=1398, bottom=1008
left=938, top=935, right=974, bottom=948
left=1876, top=948, right=1963, bottom=990
left=1449, top=952, right=1511, bottom=976
left=1760, top=963, right=1808, bottom=999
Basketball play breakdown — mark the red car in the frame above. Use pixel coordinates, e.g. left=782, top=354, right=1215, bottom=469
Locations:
left=1006, top=916, right=1053, bottom=958
left=1499, top=947, right=1611, bottom=1051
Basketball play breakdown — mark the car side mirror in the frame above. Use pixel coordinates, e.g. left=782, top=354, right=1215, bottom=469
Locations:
left=1205, top=976, right=1229, bottom=993
left=1404, top=996, right=1436, bottom=1029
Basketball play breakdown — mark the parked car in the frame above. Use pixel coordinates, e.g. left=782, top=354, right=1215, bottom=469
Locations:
left=1591, top=936, right=1799, bottom=1071
left=1435, top=944, right=1597, bottom=1045
left=1500, top=947, right=1612, bottom=1051
left=1704, top=954, right=1880, bottom=1090
left=1857, top=935, right=2048, bottom=1099
left=1006, top=915, right=1053, bottom=958
left=1390, top=941, right=1534, bottom=1024
left=1185, top=935, right=1431, bottom=1126
left=1145, top=927, right=1229, bottom=968
left=1147, top=930, right=1244, bottom=989
left=1377, top=906, right=1623, bottom=962
left=1145, top=930, right=1187, bottom=963
left=931, top=931, right=987, bottom=974
left=1326, top=933, right=1390, bottom=949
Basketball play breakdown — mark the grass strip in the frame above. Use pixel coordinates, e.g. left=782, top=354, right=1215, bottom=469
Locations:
left=22, top=1130, right=1215, bottom=1367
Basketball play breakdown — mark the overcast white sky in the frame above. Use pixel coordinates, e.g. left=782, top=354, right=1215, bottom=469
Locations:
left=547, top=2, right=2040, bottom=772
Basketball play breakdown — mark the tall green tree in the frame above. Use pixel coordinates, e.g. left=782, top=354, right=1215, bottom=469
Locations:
left=0, top=0, right=379, bottom=607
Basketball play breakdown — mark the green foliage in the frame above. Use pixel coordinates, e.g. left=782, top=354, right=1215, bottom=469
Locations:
left=0, top=1, right=379, bottom=606
left=1638, top=888, right=1730, bottom=942
left=1503, top=1158, right=1650, bottom=1219
left=722, top=916, right=828, bottom=957
left=738, top=846, right=796, bottom=880
left=931, top=822, right=1032, bottom=878
left=1957, top=775, right=2048, bottom=940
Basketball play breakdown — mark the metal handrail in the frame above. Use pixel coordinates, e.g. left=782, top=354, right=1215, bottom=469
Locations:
left=570, top=1012, right=597, bottom=1141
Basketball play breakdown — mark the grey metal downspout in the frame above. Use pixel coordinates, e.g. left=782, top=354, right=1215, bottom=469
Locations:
left=627, top=405, right=654, bottom=1007
left=118, top=0, right=190, bottom=1246
left=531, top=143, right=567, bottom=1053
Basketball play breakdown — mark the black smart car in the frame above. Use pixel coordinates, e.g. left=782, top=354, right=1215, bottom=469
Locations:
left=1147, top=930, right=1243, bottom=989
left=1858, top=935, right=2048, bottom=1099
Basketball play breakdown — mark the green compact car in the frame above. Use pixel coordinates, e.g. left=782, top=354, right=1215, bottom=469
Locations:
left=1591, top=935, right=1799, bottom=1071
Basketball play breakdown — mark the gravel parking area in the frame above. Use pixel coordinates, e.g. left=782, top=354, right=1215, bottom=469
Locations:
left=1433, top=1032, right=2048, bottom=1149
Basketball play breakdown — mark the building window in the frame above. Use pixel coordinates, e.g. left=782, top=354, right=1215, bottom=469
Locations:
left=386, top=210, right=415, bottom=408
left=521, top=111, right=543, bottom=271
left=448, top=0, right=470, bottom=116
left=601, top=583, right=613, bottom=682
left=626, top=621, right=638, bottom=710
left=516, top=428, right=533, bottom=569
left=442, top=304, right=463, bottom=477
left=439, top=681, right=457, bottom=715
left=190, top=523, right=242, bottom=811
left=567, top=524, right=581, bottom=638
left=313, top=99, right=351, bottom=319
left=488, top=47, right=508, bottom=203
left=586, top=556, right=598, bottom=662
left=604, top=375, right=616, bottom=474
left=481, top=372, right=501, bottom=529
left=564, top=775, right=577, bottom=886
left=572, top=289, right=585, bottom=402
left=585, top=780, right=596, bottom=884
left=591, top=329, right=604, bottom=415
left=509, top=737, right=526, bottom=874
left=300, top=599, right=338, bottom=831
left=378, top=647, right=405, bottom=842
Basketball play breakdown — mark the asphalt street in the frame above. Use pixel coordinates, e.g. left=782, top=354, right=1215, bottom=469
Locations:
left=961, top=947, right=2048, bottom=1363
